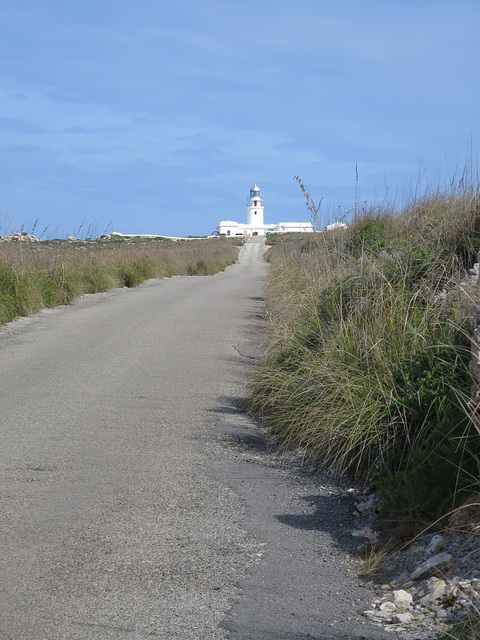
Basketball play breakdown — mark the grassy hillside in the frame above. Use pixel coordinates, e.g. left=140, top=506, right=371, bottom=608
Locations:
left=0, top=237, right=239, bottom=325
left=248, top=186, right=480, bottom=527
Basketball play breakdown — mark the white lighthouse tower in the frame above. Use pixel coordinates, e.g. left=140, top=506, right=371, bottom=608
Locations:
left=216, top=182, right=316, bottom=237
left=246, top=184, right=264, bottom=228
left=216, top=183, right=279, bottom=237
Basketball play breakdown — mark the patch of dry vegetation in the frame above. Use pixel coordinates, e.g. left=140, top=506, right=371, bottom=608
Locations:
left=0, top=237, right=239, bottom=324
left=248, top=183, right=480, bottom=527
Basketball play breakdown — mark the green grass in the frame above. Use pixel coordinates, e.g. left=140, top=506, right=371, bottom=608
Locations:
left=248, top=183, right=480, bottom=526
left=0, top=237, right=239, bottom=324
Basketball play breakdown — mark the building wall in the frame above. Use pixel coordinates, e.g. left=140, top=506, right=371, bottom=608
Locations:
left=217, top=221, right=242, bottom=236
left=217, top=221, right=275, bottom=237
left=273, top=222, right=314, bottom=233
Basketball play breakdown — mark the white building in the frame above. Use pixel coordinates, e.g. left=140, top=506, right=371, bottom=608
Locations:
left=273, top=222, right=315, bottom=233
left=325, top=221, right=348, bottom=231
left=217, top=184, right=314, bottom=237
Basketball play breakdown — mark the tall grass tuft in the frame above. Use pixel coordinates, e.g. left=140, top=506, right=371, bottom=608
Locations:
left=249, top=183, right=480, bottom=525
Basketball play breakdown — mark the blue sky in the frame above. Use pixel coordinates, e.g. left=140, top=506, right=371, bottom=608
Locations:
left=0, top=1, right=479, bottom=237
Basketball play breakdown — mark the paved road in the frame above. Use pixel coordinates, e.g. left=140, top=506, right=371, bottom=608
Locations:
left=0, top=239, right=388, bottom=640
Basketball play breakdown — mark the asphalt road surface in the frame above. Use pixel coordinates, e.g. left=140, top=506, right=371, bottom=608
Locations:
left=0, top=239, right=389, bottom=640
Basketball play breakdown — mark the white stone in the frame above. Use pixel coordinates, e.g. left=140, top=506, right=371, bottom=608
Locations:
left=391, top=612, right=414, bottom=624
left=391, top=590, right=413, bottom=611
left=420, top=578, right=447, bottom=604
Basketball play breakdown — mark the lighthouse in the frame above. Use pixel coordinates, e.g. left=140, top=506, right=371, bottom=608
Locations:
left=246, top=184, right=264, bottom=228
left=216, top=183, right=314, bottom=237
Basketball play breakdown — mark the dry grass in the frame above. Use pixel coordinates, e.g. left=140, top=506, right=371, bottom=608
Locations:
left=248, top=183, right=480, bottom=524
left=0, top=237, right=239, bottom=324
left=439, top=617, right=480, bottom=640
left=351, top=541, right=398, bottom=579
